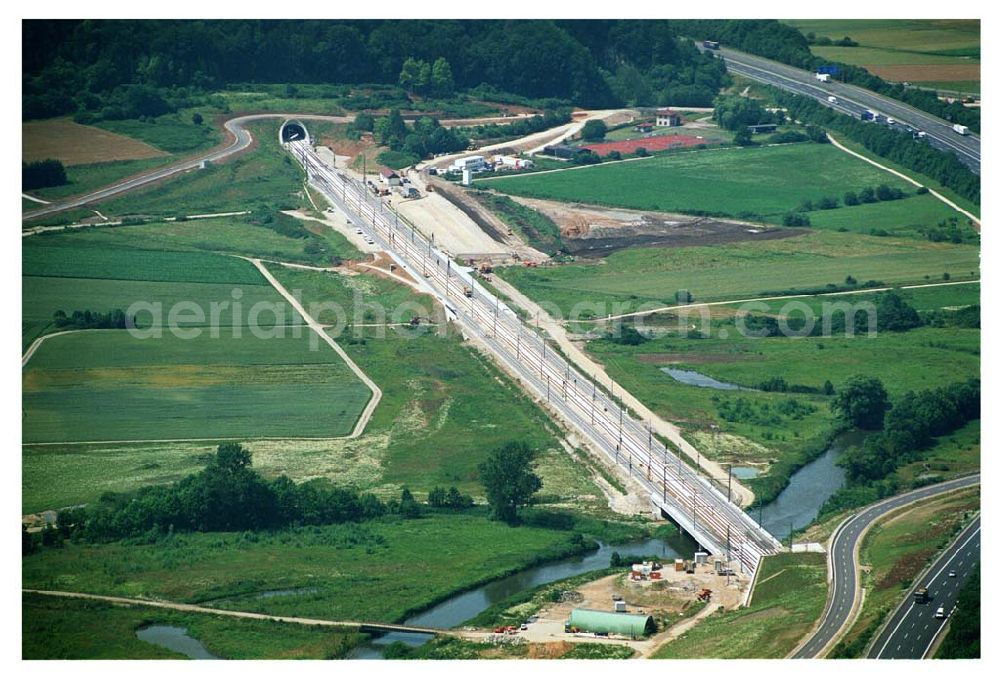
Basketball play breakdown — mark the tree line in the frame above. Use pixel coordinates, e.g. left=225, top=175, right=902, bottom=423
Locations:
left=23, top=159, right=67, bottom=190
left=46, top=444, right=476, bottom=544
left=52, top=309, right=133, bottom=330
left=26, top=440, right=544, bottom=552
left=833, top=376, right=980, bottom=482
left=673, top=19, right=979, bottom=132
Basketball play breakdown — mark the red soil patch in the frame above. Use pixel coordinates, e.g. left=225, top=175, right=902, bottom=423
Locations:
left=582, top=134, right=711, bottom=157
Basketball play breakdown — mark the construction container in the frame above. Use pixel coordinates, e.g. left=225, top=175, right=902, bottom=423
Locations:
left=694, top=552, right=709, bottom=565
left=675, top=559, right=685, bottom=572
left=614, top=600, right=626, bottom=613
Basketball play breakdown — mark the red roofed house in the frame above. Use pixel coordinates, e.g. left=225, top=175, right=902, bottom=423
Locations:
left=655, top=108, right=683, bottom=127
left=379, top=169, right=401, bottom=186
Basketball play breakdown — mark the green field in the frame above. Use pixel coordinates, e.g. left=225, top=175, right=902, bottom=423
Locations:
left=96, top=113, right=222, bottom=154
left=23, top=593, right=362, bottom=659
left=21, top=514, right=594, bottom=623
left=22, top=243, right=604, bottom=513
left=653, top=552, right=827, bottom=658
left=23, top=243, right=267, bottom=284
left=832, top=488, right=980, bottom=657
left=480, top=143, right=929, bottom=225
left=806, top=193, right=963, bottom=235
left=22, top=243, right=371, bottom=449
left=783, top=20, right=979, bottom=93
left=23, top=330, right=371, bottom=444
left=498, top=230, right=980, bottom=315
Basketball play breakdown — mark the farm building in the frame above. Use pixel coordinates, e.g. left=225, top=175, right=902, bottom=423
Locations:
left=492, top=154, right=534, bottom=170
left=566, top=609, right=655, bottom=639
left=449, top=155, right=486, bottom=172
left=655, top=109, right=682, bottom=127
left=634, top=122, right=655, bottom=133
left=543, top=144, right=585, bottom=159
left=379, top=169, right=401, bottom=186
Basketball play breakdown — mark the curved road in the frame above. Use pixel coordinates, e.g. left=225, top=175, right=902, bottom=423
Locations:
left=867, top=516, right=980, bottom=659
left=713, top=47, right=981, bottom=174
left=792, top=473, right=981, bottom=658
left=21, top=113, right=352, bottom=222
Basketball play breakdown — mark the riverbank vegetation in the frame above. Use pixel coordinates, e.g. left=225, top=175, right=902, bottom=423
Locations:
left=22, top=512, right=609, bottom=625
left=22, top=593, right=363, bottom=659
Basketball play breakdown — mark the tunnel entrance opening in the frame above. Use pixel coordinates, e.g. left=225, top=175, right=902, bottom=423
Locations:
left=280, top=120, right=309, bottom=144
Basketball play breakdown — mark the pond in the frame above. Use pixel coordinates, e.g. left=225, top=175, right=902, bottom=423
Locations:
left=135, top=625, right=218, bottom=660
left=660, top=368, right=748, bottom=391
left=730, top=466, right=760, bottom=480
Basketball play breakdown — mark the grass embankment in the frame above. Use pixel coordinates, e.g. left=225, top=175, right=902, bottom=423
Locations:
left=653, top=552, right=827, bottom=658
left=23, top=113, right=222, bottom=209
left=406, top=636, right=634, bottom=659
left=480, top=143, right=944, bottom=227
left=22, top=593, right=362, bottom=659
left=830, top=487, right=980, bottom=657
left=22, top=514, right=598, bottom=624
left=26, top=119, right=306, bottom=227
left=469, top=191, right=565, bottom=254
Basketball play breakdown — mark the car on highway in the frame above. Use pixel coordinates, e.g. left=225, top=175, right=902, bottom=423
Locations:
left=949, top=570, right=957, bottom=577
left=935, top=606, right=946, bottom=619
left=886, top=117, right=895, bottom=125
left=355, top=228, right=364, bottom=235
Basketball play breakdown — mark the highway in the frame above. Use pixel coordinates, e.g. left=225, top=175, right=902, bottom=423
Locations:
left=21, top=113, right=351, bottom=222
left=713, top=47, right=981, bottom=174
left=868, top=516, right=980, bottom=659
left=792, top=474, right=980, bottom=658
left=285, top=137, right=784, bottom=573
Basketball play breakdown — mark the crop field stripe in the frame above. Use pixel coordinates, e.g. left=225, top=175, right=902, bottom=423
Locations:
left=22, top=245, right=270, bottom=285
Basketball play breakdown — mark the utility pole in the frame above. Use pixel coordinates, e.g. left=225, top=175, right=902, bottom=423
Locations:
left=727, top=464, right=732, bottom=503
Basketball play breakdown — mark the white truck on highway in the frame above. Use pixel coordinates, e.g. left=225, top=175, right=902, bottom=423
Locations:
left=952, top=123, right=969, bottom=136
left=816, top=73, right=831, bottom=83
left=827, top=95, right=838, bottom=104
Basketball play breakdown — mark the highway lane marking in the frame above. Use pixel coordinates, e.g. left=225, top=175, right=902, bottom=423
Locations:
left=873, top=521, right=979, bottom=658
left=722, top=55, right=980, bottom=166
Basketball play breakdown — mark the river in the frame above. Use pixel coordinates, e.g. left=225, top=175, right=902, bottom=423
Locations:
left=345, top=534, right=697, bottom=659
left=758, top=429, right=868, bottom=536
left=350, top=429, right=866, bottom=658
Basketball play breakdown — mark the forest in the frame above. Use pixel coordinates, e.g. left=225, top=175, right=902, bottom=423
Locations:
left=22, top=20, right=728, bottom=120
